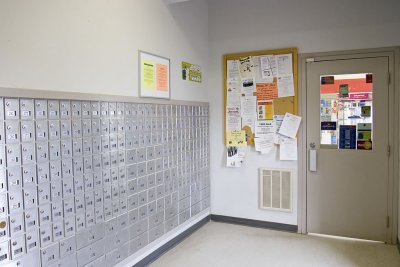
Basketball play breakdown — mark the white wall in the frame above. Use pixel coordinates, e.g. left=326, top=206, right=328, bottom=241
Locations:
left=0, top=0, right=208, bottom=102
left=2, top=0, right=400, bottom=244
left=208, top=0, right=400, bottom=227
left=0, top=0, right=209, bottom=264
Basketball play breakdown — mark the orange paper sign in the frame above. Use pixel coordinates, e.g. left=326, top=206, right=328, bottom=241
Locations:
left=256, top=82, right=278, bottom=101
left=156, top=64, right=168, bottom=91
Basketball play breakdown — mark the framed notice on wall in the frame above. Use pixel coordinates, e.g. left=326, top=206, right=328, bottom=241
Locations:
left=139, top=50, right=170, bottom=99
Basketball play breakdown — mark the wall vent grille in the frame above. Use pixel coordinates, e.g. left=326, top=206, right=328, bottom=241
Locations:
left=259, top=168, right=292, bottom=212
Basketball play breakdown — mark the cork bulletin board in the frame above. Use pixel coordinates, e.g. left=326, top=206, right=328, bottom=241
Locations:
left=224, top=48, right=298, bottom=145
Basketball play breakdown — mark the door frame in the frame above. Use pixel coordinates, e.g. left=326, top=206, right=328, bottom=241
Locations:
left=297, top=47, right=400, bottom=244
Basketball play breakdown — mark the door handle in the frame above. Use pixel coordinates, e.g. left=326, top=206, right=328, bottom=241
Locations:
left=309, top=149, right=317, bottom=172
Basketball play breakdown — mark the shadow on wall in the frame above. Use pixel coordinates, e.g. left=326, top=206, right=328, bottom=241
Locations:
left=165, top=0, right=208, bottom=59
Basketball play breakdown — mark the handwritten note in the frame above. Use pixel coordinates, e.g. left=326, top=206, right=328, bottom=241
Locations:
left=256, top=82, right=278, bottom=101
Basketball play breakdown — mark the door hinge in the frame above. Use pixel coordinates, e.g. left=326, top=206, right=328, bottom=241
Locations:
left=386, top=216, right=390, bottom=228
left=387, top=145, right=391, bottom=157
left=306, top=58, right=315, bottom=63
left=388, top=72, right=391, bottom=85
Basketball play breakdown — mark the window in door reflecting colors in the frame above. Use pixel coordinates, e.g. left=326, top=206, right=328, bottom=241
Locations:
left=320, top=73, right=373, bottom=150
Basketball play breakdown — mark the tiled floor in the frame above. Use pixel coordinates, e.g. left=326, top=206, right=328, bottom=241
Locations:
left=150, top=221, right=400, bottom=267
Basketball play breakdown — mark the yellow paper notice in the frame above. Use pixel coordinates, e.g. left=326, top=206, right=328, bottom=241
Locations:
left=265, top=102, right=273, bottom=120
left=226, top=130, right=247, bottom=147
left=142, top=60, right=155, bottom=90
left=257, top=101, right=273, bottom=120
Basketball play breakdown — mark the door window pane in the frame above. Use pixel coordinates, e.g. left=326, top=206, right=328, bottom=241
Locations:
left=320, top=73, right=373, bottom=150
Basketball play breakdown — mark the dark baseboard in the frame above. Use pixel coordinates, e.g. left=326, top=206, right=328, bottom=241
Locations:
left=134, top=215, right=210, bottom=267
left=210, top=214, right=298, bottom=233
left=397, top=237, right=400, bottom=254
left=133, top=214, right=296, bottom=266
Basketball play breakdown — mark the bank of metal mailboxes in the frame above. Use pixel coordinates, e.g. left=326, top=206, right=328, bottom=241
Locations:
left=0, top=97, right=210, bottom=267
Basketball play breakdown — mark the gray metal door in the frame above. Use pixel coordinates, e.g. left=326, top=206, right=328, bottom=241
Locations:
left=306, top=56, right=390, bottom=242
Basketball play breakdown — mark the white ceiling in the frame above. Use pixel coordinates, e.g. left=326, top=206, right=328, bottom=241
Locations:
left=165, top=0, right=194, bottom=4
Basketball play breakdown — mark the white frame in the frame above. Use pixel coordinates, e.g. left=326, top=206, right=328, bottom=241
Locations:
left=139, top=50, right=171, bottom=99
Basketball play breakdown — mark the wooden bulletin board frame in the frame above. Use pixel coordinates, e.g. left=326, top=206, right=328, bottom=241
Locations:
left=223, top=47, right=298, bottom=145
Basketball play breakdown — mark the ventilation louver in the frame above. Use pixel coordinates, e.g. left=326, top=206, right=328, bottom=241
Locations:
left=259, top=168, right=292, bottom=212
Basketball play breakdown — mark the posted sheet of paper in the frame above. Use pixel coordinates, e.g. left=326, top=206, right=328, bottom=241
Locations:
left=255, top=134, right=274, bottom=154
left=241, top=96, right=257, bottom=118
left=260, top=55, right=277, bottom=81
left=252, top=56, right=271, bottom=83
left=226, top=130, right=247, bottom=147
left=227, top=91, right=241, bottom=107
left=142, top=60, right=155, bottom=89
left=276, top=53, right=293, bottom=76
left=279, top=113, right=302, bottom=139
left=227, top=60, right=240, bottom=79
left=239, top=56, right=254, bottom=78
left=273, top=115, right=285, bottom=144
left=277, top=74, right=295, bottom=97
left=156, top=64, right=168, bottom=91
left=241, top=78, right=255, bottom=95
left=255, top=120, right=275, bottom=137
left=256, top=82, right=278, bottom=101
left=257, top=101, right=273, bottom=120
left=227, top=78, right=241, bottom=94
left=227, top=146, right=246, bottom=167
left=226, top=106, right=241, bottom=131
left=280, top=137, right=297, bottom=160
left=339, top=84, right=349, bottom=98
